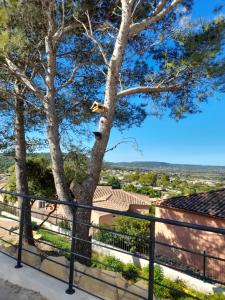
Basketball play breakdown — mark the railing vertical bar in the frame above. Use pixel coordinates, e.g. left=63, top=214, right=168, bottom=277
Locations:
left=66, top=204, right=78, bottom=295
left=203, top=250, right=206, bottom=281
left=148, top=220, right=155, bottom=300
left=15, top=196, right=26, bottom=269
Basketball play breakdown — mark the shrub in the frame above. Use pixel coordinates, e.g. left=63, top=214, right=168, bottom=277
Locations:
left=92, top=225, right=114, bottom=245
left=122, top=263, right=140, bottom=282
left=141, top=265, right=164, bottom=282
left=112, top=216, right=149, bottom=253
left=154, top=278, right=187, bottom=300
left=58, top=219, right=70, bottom=230
left=91, top=251, right=104, bottom=268
left=102, top=256, right=125, bottom=272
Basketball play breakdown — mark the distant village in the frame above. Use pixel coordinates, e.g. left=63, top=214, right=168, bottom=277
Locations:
left=99, top=167, right=225, bottom=199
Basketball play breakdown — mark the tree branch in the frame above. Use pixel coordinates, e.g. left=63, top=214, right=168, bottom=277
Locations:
left=129, top=0, right=183, bottom=36
left=58, top=64, right=81, bottom=90
left=74, top=12, right=109, bottom=66
left=116, top=84, right=181, bottom=98
left=37, top=203, right=57, bottom=228
left=106, top=137, right=142, bottom=154
left=5, top=58, right=46, bottom=102
left=53, top=22, right=82, bottom=45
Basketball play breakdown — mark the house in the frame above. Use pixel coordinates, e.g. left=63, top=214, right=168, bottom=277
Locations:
left=155, top=189, right=225, bottom=283
left=91, top=186, right=158, bottom=225
left=32, top=185, right=158, bottom=226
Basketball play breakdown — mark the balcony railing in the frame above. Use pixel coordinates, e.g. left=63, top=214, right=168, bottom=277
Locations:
left=92, top=226, right=225, bottom=285
left=0, top=189, right=225, bottom=300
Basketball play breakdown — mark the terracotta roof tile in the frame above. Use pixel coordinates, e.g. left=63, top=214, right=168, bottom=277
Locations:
left=93, top=186, right=158, bottom=211
left=160, top=189, right=225, bottom=219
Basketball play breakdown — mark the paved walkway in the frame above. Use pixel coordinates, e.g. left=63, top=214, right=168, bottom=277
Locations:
left=0, top=253, right=98, bottom=300
left=0, top=279, right=46, bottom=300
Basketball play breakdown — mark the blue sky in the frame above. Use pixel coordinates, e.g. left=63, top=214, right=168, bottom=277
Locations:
left=105, top=0, right=225, bottom=166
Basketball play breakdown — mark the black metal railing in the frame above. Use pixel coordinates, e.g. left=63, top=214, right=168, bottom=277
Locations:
left=0, top=189, right=225, bottom=300
left=92, top=226, right=225, bottom=284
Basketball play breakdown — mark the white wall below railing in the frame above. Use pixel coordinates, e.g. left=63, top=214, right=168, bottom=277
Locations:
left=1, top=211, right=71, bottom=236
left=92, top=239, right=148, bottom=267
left=92, top=239, right=224, bottom=294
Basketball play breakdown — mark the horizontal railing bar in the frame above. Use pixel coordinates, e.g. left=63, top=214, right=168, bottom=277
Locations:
left=3, top=202, right=147, bottom=240
left=0, top=217, right=148, bottom=262
left=0, top=217, right=148, bottom=264
left=0, top=201, right=73, bottom=223
left=27, top=236, right=141, bottom=278
left=21, top=245, right=198, bottom=300
left=22, top=246, right=69, bottom=267
left=82, top=221, right=149, bottom=240
left=73, top=267, right=147, bottom=299
left=2, top=228, right=185, bottom=286
left=77, top=203, right=225, bottom=235
left=2, top=202, right=225, bottom=270
left=156, top=241, right=225, bottom=262
left=21, top=245, right=146, bottom=298
left=1, top=189, right=225, bottom=235
left=36, top=227, right=70, bottom=238
left=0, top=237, right=17, bottom=247
left=0, top=225, right=19, bottom=234
left=72, top=235, right=149, bottom=261
left=0, top=203, right=147, bottom=241
left=156, top=240, right=205, bottom=256
left=2, top=220, right=222, bottom=284
left=1, top=189, right=225, bottom=294
left=2, top=203, right=145, bottom=242
left=202, top=252, right=225, bottom=262
left=0, top=190, right=75, bottom=207
left=33, top=239, right=70, bottom=255
left=155, top=258, right=225, bottom=289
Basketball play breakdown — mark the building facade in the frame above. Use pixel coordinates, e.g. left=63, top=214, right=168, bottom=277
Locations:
left=155, top=189, right=225, bottom=283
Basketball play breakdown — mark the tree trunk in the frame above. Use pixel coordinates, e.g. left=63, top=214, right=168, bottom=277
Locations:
left=70, top=0, right=132, bottom=265
left=44, top=9, right=73, bottom=220
left=43, top=97, right=73, bottom=219
left=15, top=95, right=34, bottom=245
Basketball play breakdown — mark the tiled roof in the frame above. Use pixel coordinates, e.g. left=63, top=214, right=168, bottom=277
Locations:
left=160, top=189, right=225, bottom=219
left=93, top=186, right=157, bottom=211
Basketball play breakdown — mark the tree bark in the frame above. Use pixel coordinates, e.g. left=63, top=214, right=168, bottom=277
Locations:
left=44, top=1, right=73, bottom=220
left=70, top=0, right=132, bottom=265
left=15, top=94, right=34, bottom=245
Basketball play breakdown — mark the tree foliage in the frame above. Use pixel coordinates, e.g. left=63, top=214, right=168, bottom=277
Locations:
left=106, top=176, right=121, bottom=188
left=123, top=184, right=161, bottom=198
left=4, top=157, right=56, bottom=202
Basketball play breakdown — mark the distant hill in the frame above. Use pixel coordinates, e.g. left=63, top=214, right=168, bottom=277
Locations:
left=107, top=161, right=225, bottom=174
left=1, top=152, right=224, bottom=177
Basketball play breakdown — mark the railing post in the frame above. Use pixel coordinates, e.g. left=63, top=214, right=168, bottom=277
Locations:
left=148, top=220, right=155, bottom=300
left=15, top=196, right=26, bottom=269
left=203, top=250, right=206, bottom=281
left=66, top=203, right=78, bottom=295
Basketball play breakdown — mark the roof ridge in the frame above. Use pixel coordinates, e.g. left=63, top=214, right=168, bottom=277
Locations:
left=160, top=189, right=225, bottom=219
left=167, top=188, right=225, bottom=201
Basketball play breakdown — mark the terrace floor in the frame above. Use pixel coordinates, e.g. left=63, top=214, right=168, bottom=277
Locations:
left=0, top=253, right=98, bottom=300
